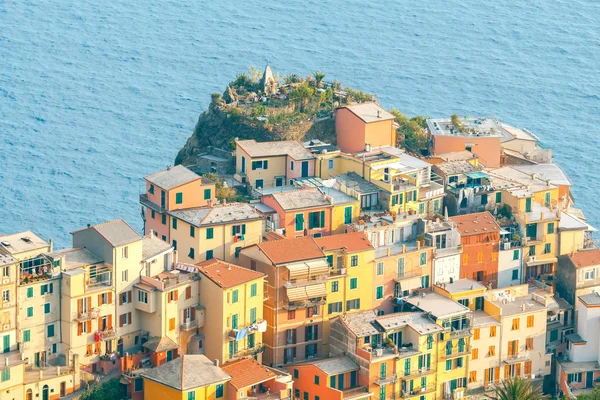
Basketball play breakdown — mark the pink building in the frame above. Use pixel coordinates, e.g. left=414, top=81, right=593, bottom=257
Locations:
left=335, top=103, right=397, bottom=154
left=140, top=165, right=216, bottom=242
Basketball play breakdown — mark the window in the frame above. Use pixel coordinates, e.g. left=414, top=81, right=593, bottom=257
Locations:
left=172, top=218, right=178, bottom=229
left=350, top=278, right=358, bottom=290
left=477, top=252, right=484, bottom=263
left=351, top=255, right=358, bottom=267
left=122, top=246, right=129, bottom=259
left=151, top=209, right=155, bottom=219
left=256, top=177, right=264, bottom=187
left=176, top=192, right=183, bottom=204
left=204, top=189, right=211, bottom=200
left=489, top=346, right=495, bottom=356
left=138, top=291, right=148, bottom=304
left=529, top=246, right=536, bottom=256
left=376, top=262, right=384, bottom=276
left=308, top=211, right=325, bottom=229
left=473, top=328, right=480, bottom=340
left=162, top=214, right=167, bottom=225
left=295, top=214, right=305, bottom=231
left=397, top=258, right=405, bottom=278
left=328, top=302, right=343, bottom=314
left=23, top=330, right=30, bottom=342
left=206, top=227, right=213, bottom=239
left=47, top=324, right=55, bottom=338
left=1, top=290, right=9, bottom=303
left=446, top=359, right=452, bottom=371
left=288, top=310, right=295, bottom=320
left=149, top=184, right=155, bottom=194
left=1, top=368, right=9, bottom=382
left=121, top=313, right=131, bottom=326
left=346, top=298, right=360, bottom=311
left=481, top=194, right=488, bottom=205
left=456, top=357, right=463, bottom=368
left=328, top=159, right=334, bottom=170
left=427, top=334, right=433, bottom=350
left=550, top=329, right=558, bottom=342
left=490, top=326, right=496, bottom=337
left=216, top=383, right=224, bottom=398
left=251, top=160, right=268, bottom=170
left=169, top=318, right=175, bottom=331
left=512, top=269, right=519, bottom=280
left=122, top=270, right=128, bottom=282
left=544, top=243, right=551, bottom=254
left=206, top=250, right=213, bottom=260
left=344, top=206, right=353, bottom=225
left=26, top=287, right=34, bottom=298
left=290, top=161, right=294, bottom=171
left=231, top=314, right=238, bottom=329
left=584, top=269, right=596, bottom=280
left=189, top=248, right=195, bottom=259
left=526, top=337, right=534, bottom=350
left=420, top=252, right=427, bottom=266
left=512, top=318, right=520, bottom=330
left=41, top=283, right=53, bottom=295
left=26, top=307, right=33, bottom=318
left=462, top=253, right=469, bottom=264
left=314, top=375, right=320, bottom=385
left=249, top=307, right=257, bottom=324
left=548, top=222, right=555, bottom=234
left=495, top=192, right=501, bottom=203
left=134, top=379, right=143, bottom=392
left=469, top=371, right=477, bottom=383
left=44, top=303, right=50, bottom=314
left=527, top=315, right=534, bottom=327
left=525, top=197, right=532, bottom=212
left=376, top=286, right=384, bottom=300
left=250, top=283, right=257, bottom=297
left=232, top=289, right=239, bottom=304
left=472, top=348, right=478, bottom=360
left=190, top=226, right=195, bottom=238
left=331, top=281, right=339, bottom=292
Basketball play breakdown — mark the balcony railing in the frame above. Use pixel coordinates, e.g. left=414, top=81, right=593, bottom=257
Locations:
left=433, top=245, right=462, bottom=258
left=405, top=367, right=436, bottom=379
left=329, top=267, right=347, bottom=276
left=375, top=373, right=397, bottom=385
left=340, top=386, right=370, bottom=399
left=228, top=319, right=265, bottom=339
left=401, top=383, right=437, bottom=399
left=139, top=193, right=165, bottom=213
left=97, top=328, right=117, bottom=341
left=232, top=344, right=266, bottom=359
left=283, top=276, right=328, bottom=289
left=75, top=308, right=101, bottom=321
left=283, top=299, right=326, bottom=311
left=395, top=269, right=423, bottom=281
left=180, top=319, right=199, bottom=331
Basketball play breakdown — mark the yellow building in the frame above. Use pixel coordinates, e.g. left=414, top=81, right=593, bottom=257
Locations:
left=195, top=259, right=266, bottom=365
left=141, top=354, right=231, bottom=400
left=169, top=203, right=263, bottom=264
left=406, top=292, right=472, bottom=400
left=315, top=146, right=444, bottom=217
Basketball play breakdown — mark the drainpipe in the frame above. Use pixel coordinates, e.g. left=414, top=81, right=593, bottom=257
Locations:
left=275, top=265, right=279, bottom=366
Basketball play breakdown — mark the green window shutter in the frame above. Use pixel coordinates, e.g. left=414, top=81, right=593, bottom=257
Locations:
left=350, top=278, right=357, bottom=289
left=231, top=314, right=238, bottom=329
left=496, top=192, right=502, bottom=203
left=526, top=197, right=532, bottom=212
left=27, top=307, right=33, bottom=318
left=27, top=287, right=33, bottom=298
left=176, top=192, right=183, bottom=204
left=172, top=218, right=177, bottom=229
left=548, top=222, right=555, bottom=234
left=242, top=224, right=246, bottom=234
left=420, top=252, right=427, bottom=265
left=320, top=211, right=325, bottom=228
left=190, top=226, right=195, bottom=238
left=418, top=355, right=423, bottom=369
left=250, top=307, right=256, bottom=323
left=344, top=206, right=352, bottom=224
left=295, top=214, right=304, bottom=231
left=399, top=193, right=404, bottom=204
left=330, top=376, right=335, bottom=387
left=232, top=290, right=238, bottom=303
left=232, top=226, right=236, bottom=235
left=47, top=324, right=54, bottom=338
left=326, top=255, right=333, bottom=266
left=24, top=330, right=30, bottom=342
left=206, top=228, right=213, bottom=239
left=251, top=283, right=257, bottom=297
left=206, top=250, right=212, bottom=260
left=44, top=303, right=50, bottom=314
left=204, top=189, right=211, bottom=200
left=513, top=249, right=519, bottom=260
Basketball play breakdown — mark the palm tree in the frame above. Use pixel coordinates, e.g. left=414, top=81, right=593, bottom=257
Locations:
left=313, top=71, right=326, bottom=88
left=492, top=377, right=547, bottom=400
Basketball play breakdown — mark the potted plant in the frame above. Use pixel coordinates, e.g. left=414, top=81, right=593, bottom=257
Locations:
left=417, top=234, right=426, bottom=246
left=385, top=337, right=394, bottom=348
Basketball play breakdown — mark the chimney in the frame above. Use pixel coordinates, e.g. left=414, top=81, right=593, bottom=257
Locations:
left=213, top=359, right=219, bottom=367
left=377, top=110, right=381, bottom=118
left=87, top=224, right=91, bottom=228
left=149, top=229, right=155, bottom=237
left=49, top=238, right=54, bottom=252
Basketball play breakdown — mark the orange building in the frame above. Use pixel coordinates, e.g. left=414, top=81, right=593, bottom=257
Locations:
left=285, top=356, right=369, bottom=400
left=140, top=165, right=216, bottom=242
left=261, top=188, right=333, bottom=238
left=221, top=357, right=294, bottom=400
left=335, top=103, right=397, bottom=154
left=449, top=212, right=501, bottom=286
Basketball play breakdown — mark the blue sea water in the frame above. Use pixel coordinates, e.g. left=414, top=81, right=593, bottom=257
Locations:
left=1, top=0, right=599, bottom=248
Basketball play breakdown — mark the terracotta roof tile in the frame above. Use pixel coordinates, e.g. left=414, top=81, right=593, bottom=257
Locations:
left=448, top=211, right=501, bottom=236
left=256, top=237, right=325, bottom=265
left=565, top=250, right=600, bottom=269
left=195, top=259, right=265, bottom=289
left=221, top=358, right=278, bottom=390
left=314, top=232, right=374, bottom=253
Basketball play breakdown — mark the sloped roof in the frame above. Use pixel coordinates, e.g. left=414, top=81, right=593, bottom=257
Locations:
left=563, top=250, right=600, bottom=269
left=314, top=232, right=374, bottom=253
left=312, top=357, right=359, bottom=375
left=449, top=211, right=501, bottom=236
left=342, top=103, right=395, bottom=123
left=144, top=165, right=204, bottom=190
left=141, top=355, right=231, bottom=391
left=142, top=336, right=179, bottom=353
left=195, top=259, right=265, bottom=289
left=170, top=203, right=262, bottom=227
left=142, top=235, right=172, bottom=261
left=221, top=358, right=278, bottom=390
left=256, top=237, right=325, bottom=265
left=74, top=219, right=142, bottom=247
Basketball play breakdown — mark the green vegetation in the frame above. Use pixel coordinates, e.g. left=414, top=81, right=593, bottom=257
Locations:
left=390, top=110, right=430, bottom=156
left=491, top=377, right=547, bottom=400
left=80, top=378, right=121, bottom=400
left=578, top=388, right=600, bottom=400
left=205, top=173, right=245, bottom=203
left=451, top=113, right=466, bottom=133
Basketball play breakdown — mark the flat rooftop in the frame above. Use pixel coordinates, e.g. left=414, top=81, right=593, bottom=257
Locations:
left=427, top=117, right=508, bottom=139
left=0, top=231, right=50, bottom=255
left=472, top=310, right=499, bottom=327
left=407, top=292, right=470, bottom=319
left=490, top=295, right=547, bottom=316
left=437, top=278, right=486, bottom=294
left=434, top=161, right=480, bottom=176
left=236, top=139, right=314, bottom=161
left=341, top=103, right=395, bottom=123
left=334, top=172, right=381, bottom=195
left=49, top=248, right=103, bottom=270
left=376, top=312, right=442, bottom=335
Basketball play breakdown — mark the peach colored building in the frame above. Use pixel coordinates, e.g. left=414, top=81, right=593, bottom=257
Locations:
left=140, top=165, right=216, bottom=242
left=221, top=357, right=293, bottom=400
left=335, top=103, right=397, bottom=154
left=427, top=117, right=504, bottom=168
left=261, top=188, right=333, bottom=238
left=449, top=212, right=501, bottom=287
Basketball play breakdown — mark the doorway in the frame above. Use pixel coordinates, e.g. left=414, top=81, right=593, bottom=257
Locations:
left=42, top=385, right=49, bottom=400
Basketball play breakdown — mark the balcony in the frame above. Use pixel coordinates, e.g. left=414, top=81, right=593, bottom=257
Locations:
left=446, top=326, right=471, bottom=339
left=96, top=328, right=117, bottom=341
left=374, top=374, right=397, bottom=385
left=180, top=319, right=199, bottom=331
left=228, top=319, right=266, bottom=339
left=283, top=276, right=328, bottom=289
left=395, top=269, right=423, bottom=281
left=86, top=264, right=113, bottom=291
left=139, top=193, right=165, bottom=213
left=340, top=386, right=370, bottom=400
left=329, top=267, right=347, bottom=277
left=283, top=298, right=326, bottom=311
left=75, top=308, right=101, bottom=322
left=405, top=367, right=436, bottom=379
left=401, top=383, right=437, bottom=399
left=233, top=344, right=266, bottom=359
left=443, top=388, right=466, bottom=400
left=433, top=245, right=462, bottom=259
left=441, top=347, right=471, bottom=360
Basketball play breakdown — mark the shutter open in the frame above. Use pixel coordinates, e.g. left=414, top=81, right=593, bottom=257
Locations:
left=78, top=299, right=83, bottom=314
left=128, top=291, right=132, bottom=303
left=320, top=211, right=325, bottom=227
left=108, top=292, right=113, bottom=304
left=128, top=312, right=132, bottom=324
left=119, top=314, right=124, bottom=327
left=87, top=296, right=91, bottom=309
left=87, top=320, right=92, bottom=333
left=108, top=315, right=113, bottom=330
left=186, top=287, right=191, bottom=299
left=119, top=294, right=123, bottom=306
left=77, top=322, right=82, bottom=336
left=174, top=290, right=179, bottom=301
left=98, top=294, right=103, bottom=306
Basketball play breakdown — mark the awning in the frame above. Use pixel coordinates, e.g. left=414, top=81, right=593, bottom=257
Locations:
left=305, top=283, right=327, bottom=299
left=287, top=264, right=309, bottom=280
left=526, top=257, right=558, bottom=267
left=307, top=260, right=330, bottom=276
left=400, top=277, right=422, bottom=291
left=465, top=171, right=488, bottom=179
left=287, top=287, right=308, bottom=302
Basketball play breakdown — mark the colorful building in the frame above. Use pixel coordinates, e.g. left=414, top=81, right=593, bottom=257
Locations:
left=141, top=355, right=231, bottom=400
left=335, top=103, right=397, bottom=154
left=449, top=212, right=501, bottom=286
left=221, top=357, right=293, bottom=400
left=141, top=165, right=216, bottom=242
left=195, top=259, right=266, bottom=365
left=556, top=249, right=600, bottom=315
left=169, top=202, right=264, bottom=264
left=234, top=139, right=316, bottom=189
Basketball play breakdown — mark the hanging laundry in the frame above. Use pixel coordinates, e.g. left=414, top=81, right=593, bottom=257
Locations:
left=257, top=319, right=267, bottom=332
left=235, top=327, right=249, bottom=341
